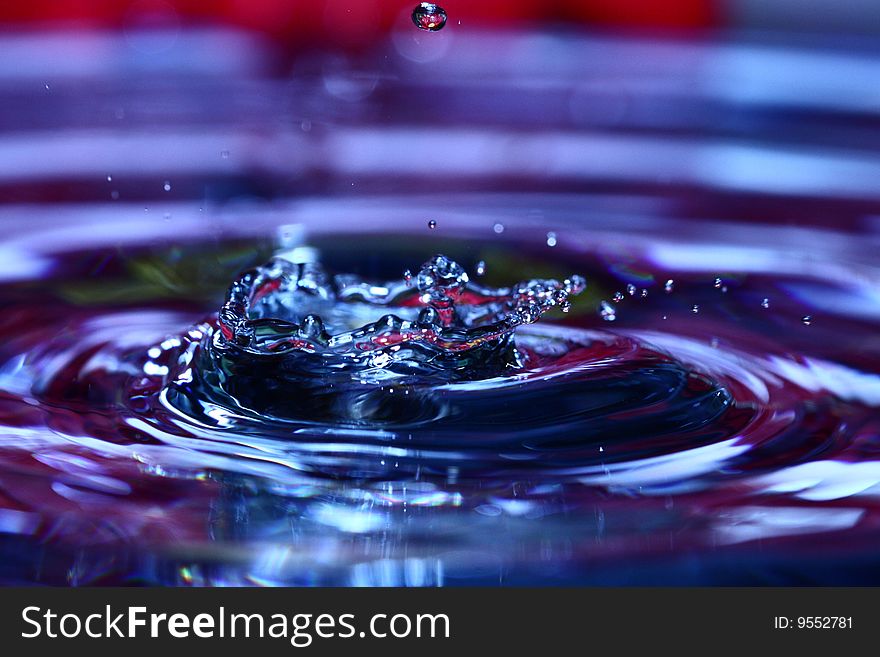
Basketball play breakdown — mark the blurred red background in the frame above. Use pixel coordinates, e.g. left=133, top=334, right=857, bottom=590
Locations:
left=0, top=1, right=717, bottom=48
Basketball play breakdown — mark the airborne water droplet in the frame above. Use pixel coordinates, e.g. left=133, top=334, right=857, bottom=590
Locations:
left=612, top=291, right=624, bottom=303
left=163, top=181, right=171, bottom=192
left=600, top=301, right=616, bottom=322
left=626, top=283, right=636, bottom=296
left=475, top=260, right=486, bottom=276
left=664, top=279, right=674, bottom=293
left=692, top=304, right=700, bottom=314
left=802, top=315, right=812, bottom=325
left=761, top=298, right=770, bottom=309
left=493, top=222, right=505, bottom=234
left=546, top=232, right=557, bottom=247
left=714, top=277, right=722, bottom=288
left=427, top=220, right=437, bottom=229
left=411, top=3, right=448, bottom=31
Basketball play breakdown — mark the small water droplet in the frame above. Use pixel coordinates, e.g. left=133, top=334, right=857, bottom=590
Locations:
left=163, top=181, right=171, bottom=192
left=411, top=3, right=447, bottom=31
left=640, top=288, right=648, bottom=298
left=761, top=298, right=770, bottom=309
left=802, top=315, right=812, bottom=326
left=600, top=301, right=616, bottom=322
left=626, top=283, right=636, bottom=296
left=493, top=222, right=505, bottom=234
left=106, top=175, right=112, bottom=182
left=475, top=260, right=486, bottom=276
left=546, top=231, right=557, bottom=247
left=403, top=269, right=412, bottom=285
left=714, top=277, right=722, bottom=288
left=427, top=220, right=437, bottom=229
left=664, top=279, right=674, bottom=293
left=692, top=304, right=700, bottom=314
left=44, top=83, right=50, bottom=90
left=612, top=291, right=624, bottom=303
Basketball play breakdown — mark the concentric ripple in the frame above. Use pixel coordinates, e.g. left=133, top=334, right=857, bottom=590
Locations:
left=0, top=224, right=878, bottom=585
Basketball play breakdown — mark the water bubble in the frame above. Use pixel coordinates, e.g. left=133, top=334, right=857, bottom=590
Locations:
left=802, top=315, right=812, bottom=326
left=626, top=283, right=636, bottom=296
left=546, top=232, right=557, bottom=247
left=427, top=220, right=437, bottom=229
left=761, top=298, right=770, bottom=309
left=493, top=223, right=505, bottom=234
left=475, top=260, right=486, bottom=276
left=664, top=279, right=674, bottom=293
left=411, top=3, right=447, bottom=31
left=163, top=181, right=171, bottom=192
left=612, top=291, right=624, bottom=303
left=599, top=301, right=616, bottom=321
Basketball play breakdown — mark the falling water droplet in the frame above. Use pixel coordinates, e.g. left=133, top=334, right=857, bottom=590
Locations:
left=411, top=3, right=448, bottom=31
left=640, top=288, right=648, bottom=298
left=475, top=260, right=486, bottom=276
left=761, top=298, right=770, bottom=309
left=802, top=315, right=812, bottom=326
left=106, top=175, right=112, bottom=182
left=664, top=279, right=674, bottom=293
left=546, top=232, right=557, bottom=247
left=427, top=220, right=437, bottom=229
left=692, top=304, right=700, bottom=314
left=714, top=277, right=722, bottom=288
left=600, top=301, right=616, bottom=322
left=612, top=291, right=624, bottom=303
left=626, top=283, right=636, bottom=296
left=163, top=181, right=171, bottom=192
left=493, top=223, right=505, bottom=234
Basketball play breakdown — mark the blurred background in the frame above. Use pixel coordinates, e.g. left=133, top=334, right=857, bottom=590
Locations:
left=2, top=0, right=880, bottom=226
